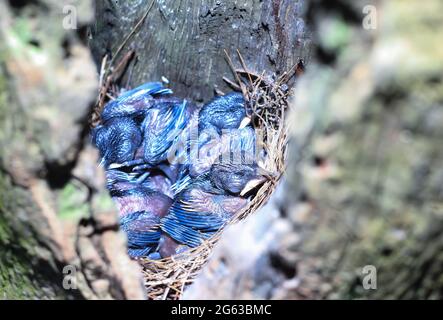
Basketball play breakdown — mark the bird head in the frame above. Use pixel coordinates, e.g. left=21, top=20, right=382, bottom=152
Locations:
left=209, top=163, right=271, bottom=196
left=198, top=92, right=247, bottom=132
left=92, top=117, right=142, bottom=168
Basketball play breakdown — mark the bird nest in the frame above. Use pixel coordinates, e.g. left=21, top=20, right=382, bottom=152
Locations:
left=92, top=49, right=303, bottom=300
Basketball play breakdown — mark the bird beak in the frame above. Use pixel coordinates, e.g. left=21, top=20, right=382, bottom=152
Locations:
left=109, top=163, right=123, bottom=169
left=238, top=116, right=251, bottom=129
left=256, top=166, right=274, bottom=179
left=240, top=176, right=267, bottom=196
left=240, top=166, right=274, bottom=196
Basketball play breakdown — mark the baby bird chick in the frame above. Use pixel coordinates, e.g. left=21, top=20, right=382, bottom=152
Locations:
left=92, top=117, right=142, bottom=168
left=198, top=92, right=247, bottom=133
left=158, top=163, right=269, bottom=257
left=101, top=82, right=172, bottom=123
left=106, top=169, right=173, bottom=258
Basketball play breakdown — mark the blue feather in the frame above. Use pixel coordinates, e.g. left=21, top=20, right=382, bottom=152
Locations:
left=128, top=247, right=152, bottom=258
left=198, top=92, right=246, bottom=132
left=101, top=82, right=173, bottom=122
left=160, top=195, right=225, bottom=247
left=92, top=117, right=142, bottom=168
left=120, top=211, right=162, bottom=255
left=142, top=100, right=189, bottom=164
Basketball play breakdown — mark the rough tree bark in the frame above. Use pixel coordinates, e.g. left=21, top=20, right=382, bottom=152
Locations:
left=90, top=0, right=311, bottom=102
left=286, top=0, right=443, bottom=299
left=0, top=0, right=310, bottom=299
left=0, top=0, right=144, bottom=299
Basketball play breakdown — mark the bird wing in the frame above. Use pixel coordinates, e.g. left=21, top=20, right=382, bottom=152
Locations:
left=117, top=82, right=168, bottom=101
left=142, top=100, right=189, bottom=164
left=128, top=247, right=153, bottom=258
left=171, top=171, right=192, bottom=196
left=106, top=168, right=143, bottom=192
left=120, top=211, right=161, bottom=253
left=101, top=82, right=173, bottom=122
left=160, top=196, right=226, bottom=248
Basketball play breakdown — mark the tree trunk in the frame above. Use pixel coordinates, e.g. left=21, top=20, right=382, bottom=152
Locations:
left=286, top=0, right=443, bottom=299
left=0, top=0, right=144, bottom=299
left=90, top=0, right=311, bottom=102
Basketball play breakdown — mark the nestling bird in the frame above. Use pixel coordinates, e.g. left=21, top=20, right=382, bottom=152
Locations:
left=93, top=80, right=269, bottom=259
left=100, top=82, right=172, bottom=123
left=198, top=92, right=248, bottom=133
left=92, top=82, right=175, bottom=168
left=96, top=82, right=195, bottom=170
left=173, top=125, right=258, bottom=195
left=110, top=183, right=173, bottom=258
left=107, top=97, right=197, bottom=171
left=92, top=117, right=142, bottom=168
left=158, top=163, right=269, bottom=257
left=171, top=93, right=254, bottom=194
left=140, top=98, right=194, bottom=165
